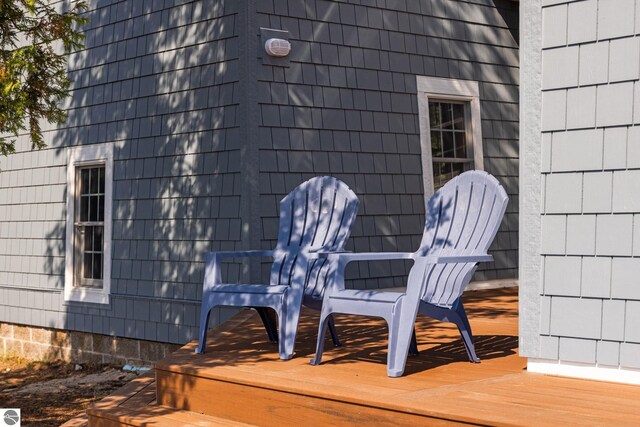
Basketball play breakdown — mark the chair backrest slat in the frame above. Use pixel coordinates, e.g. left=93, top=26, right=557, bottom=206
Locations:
left=470, top=191, right=501, bottom=252
left=460, top=182, right=487, bottom=251
left=309, top=184, right=331, bottom=246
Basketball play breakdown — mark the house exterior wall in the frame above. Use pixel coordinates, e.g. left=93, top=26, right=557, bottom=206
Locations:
left=255, top=0, right=519, bottom=288
left=0, top=0, right=519, bottom=348
left=523, top=0, right=640, bottom=376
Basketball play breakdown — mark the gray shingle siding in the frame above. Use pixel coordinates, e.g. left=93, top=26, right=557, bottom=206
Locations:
left=0, top=0, right=519, bottom=346
left=256, top=0, right=519, bottom=287
left=0, top=0, right=242, bottom=344
left=537, top=0, right=640, bottom=370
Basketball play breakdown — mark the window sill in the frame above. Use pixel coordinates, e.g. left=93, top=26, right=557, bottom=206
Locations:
left=64, top=287, right=110, bottom=305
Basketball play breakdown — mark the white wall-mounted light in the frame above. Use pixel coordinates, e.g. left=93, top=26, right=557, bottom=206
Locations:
left=264, top=38, right=291, bottom=57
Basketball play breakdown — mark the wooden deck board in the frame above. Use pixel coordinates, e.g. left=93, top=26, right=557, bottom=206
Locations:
left=153, top=288, right=640, bottom=426
left=118, top=380, right=156, bottom=408
left=86, top=372, right=253, bottom=426
left=87, top=288, right=640, bottom=426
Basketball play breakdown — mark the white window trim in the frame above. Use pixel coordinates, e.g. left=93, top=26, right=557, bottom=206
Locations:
left=64, top=143, right=113, bottom=305
left=416, top=76, right=484, bottom=198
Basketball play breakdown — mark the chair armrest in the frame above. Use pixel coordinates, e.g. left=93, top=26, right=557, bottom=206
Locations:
left=204, top=250, right=274, bottom=260
left=318, top=252, right=491, bottom=264
left=319, top=252, right=492, bottom=300
left=319, top=252, right=415, bottom=262
left=417, top=254, right=493, bottom=264
left=202, top=250, right=273, bottom=292
left=318, top=252, right=415, bottom=296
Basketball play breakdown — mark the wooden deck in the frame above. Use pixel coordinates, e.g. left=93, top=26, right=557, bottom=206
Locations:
left=88, top=288, right=640, bottom=426
left=83, top=371, right=252, bottom=426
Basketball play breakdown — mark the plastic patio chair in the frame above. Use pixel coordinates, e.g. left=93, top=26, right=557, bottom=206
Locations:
left=196, top=176, right=359, bottom=360
left=311, top=171, right=508, bottom=377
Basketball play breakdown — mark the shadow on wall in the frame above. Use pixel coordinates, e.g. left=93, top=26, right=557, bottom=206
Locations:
left=34, top=0, right=522, bottom=367
left=41, top=0, right=243, bottom=365
left=284, top=0, right=521, bottom=285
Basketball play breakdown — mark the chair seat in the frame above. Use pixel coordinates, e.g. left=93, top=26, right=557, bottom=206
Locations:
left=328, top=289, right=404, bottom=304
left=208, top=284, right=289, bottom=295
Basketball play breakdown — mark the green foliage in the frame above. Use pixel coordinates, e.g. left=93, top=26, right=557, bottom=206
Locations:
left=0, top=0, right=88, bottom=155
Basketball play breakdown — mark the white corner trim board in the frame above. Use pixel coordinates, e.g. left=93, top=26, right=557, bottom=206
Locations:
left=528, top=358, right=640, bottom=385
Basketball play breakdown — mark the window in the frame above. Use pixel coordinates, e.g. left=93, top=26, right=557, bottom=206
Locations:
left=429, top=101, right=473, bottom=189
left=416, top=76, right=484, bottom=195
left=65, top=143, right=113, bottom=304
left=74, top=166, right=105, bottom=288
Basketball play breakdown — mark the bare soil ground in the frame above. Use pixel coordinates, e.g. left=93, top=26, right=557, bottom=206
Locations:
left=0, top=356, right=136, bottom=426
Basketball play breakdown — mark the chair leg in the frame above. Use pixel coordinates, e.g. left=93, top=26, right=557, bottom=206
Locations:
left=419, top=300, right=480, bottom=363
left=279, top=288, right=304, bottom=360
left=255, top=307, right=278, bottom=343
left=277, top=302, right=290, bottom=360
left=386, top=297, right=418, bottom=378
left=310, top=310, right=331, bottom=366
left=197, top=299, right=212, bottom=354
left=409, top=328, right=419, bottom=356
left=453, top=300, right=480, bottom=363
left=327, top=314, right=341, bottom=347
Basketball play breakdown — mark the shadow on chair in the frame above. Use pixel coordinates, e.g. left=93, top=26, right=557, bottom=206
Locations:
left=197, top=176, right=359, bottom=361
left=311, top=171, right=510, bottom=377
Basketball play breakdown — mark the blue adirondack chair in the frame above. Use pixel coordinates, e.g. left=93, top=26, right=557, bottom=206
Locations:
left=197, top=176, right=359, bottom=360
left=311, top=171, right=508, bottom=377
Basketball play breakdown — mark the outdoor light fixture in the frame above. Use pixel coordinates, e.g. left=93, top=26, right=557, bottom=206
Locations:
left=264, top=38, right=291, bottom=57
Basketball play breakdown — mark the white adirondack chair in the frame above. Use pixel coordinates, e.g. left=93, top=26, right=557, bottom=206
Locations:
left=197, top=176, right=359, bottom=360
left=311, top=171, right=508, bottom=377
